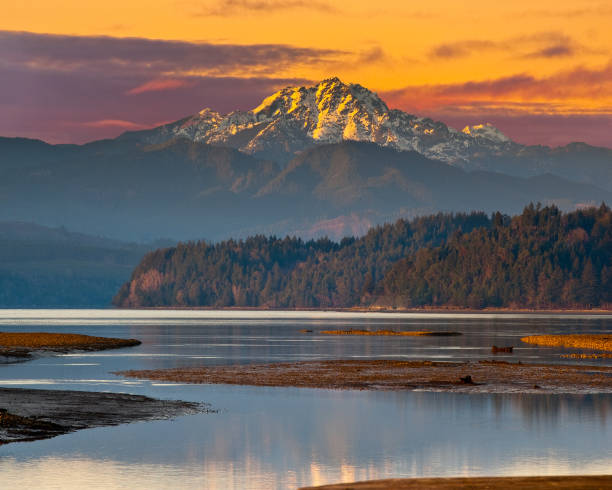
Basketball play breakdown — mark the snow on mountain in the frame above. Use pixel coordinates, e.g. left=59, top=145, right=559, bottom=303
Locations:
left=462, top=123, right=511, bottom=144
left=135, top=78, right=520, bottom=166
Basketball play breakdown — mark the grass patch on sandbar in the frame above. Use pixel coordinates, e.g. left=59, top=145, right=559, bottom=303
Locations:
left=0, top=332, right=140, bottom=353
left=521, top=334, right=612, bottom=352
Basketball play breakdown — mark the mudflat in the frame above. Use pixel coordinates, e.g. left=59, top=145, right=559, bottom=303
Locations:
left=319, top=330, right=461, bottom=336
left=0, top=332, right=141, bottom=362
left=299, top=475, right=612, bottom=489
left=117, top=359, right=612, bottom=394
left=0, top=387, right=205, bottom=444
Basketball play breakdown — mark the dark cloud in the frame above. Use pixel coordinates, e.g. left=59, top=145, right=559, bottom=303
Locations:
left=195, top=0, right=337, bottom=16
left=430, top=41, right=497, bottom=59
left=0, top=30, right=344, bottom=77
left=429, top=32, right=593, bottom=60
left=0, top=30, right=341, bottom=143
left=0, top=57, right=310, bottom=143
left=523, top=43, right=575, bottom=58
left=356, top=46, right=387, bottom=64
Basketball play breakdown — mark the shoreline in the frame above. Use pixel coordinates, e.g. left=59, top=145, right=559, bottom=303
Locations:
left=0, top=387, right=205, bottom=445
left=0, top=332, right=141, bottom=364
left=117, top=359, right=612, bottom=394
left=299, top=475, right=612, bottom=489
left=111, top=306, right=612, bottom=315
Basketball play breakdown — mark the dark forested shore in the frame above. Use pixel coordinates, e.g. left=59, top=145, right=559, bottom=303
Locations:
left=114, top=204, right=611, bottom=310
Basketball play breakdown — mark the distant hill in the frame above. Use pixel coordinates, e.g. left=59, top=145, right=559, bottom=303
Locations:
left=114, top=205, right=612, bottom=310
left=0, top=222, right=153, bottom=307
left=1, top=136, right=609, bottom=242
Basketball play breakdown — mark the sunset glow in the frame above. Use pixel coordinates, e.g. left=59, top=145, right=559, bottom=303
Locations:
left=2, top=0, right=611, bottom=146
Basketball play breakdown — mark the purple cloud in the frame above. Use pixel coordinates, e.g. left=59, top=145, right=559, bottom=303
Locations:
left=0, top=30, right=343, bottom=76
left=0, top=30, right=340, bottom=143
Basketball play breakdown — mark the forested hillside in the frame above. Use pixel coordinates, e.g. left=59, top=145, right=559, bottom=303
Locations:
left=113, top=212, right=490, bottom=307
left=378, top=204, right=612, bottom=309
left=115, top=205, right=611, bottom=310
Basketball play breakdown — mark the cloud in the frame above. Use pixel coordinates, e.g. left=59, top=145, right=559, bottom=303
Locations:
left=0, top=55, right=311, bottom=143
left=79, top=119, right=150, bottom=129
left=429, top=32, right=596, bottom=61
left=381, top=60, right=612, bottom=148
left=512, top=4, right=612, bottom=19
left=523, top=44, right=574, bottom=58
left=355, top=46, right=388, bottom=64
left=385, top=59, right=612, bottom=110
left=426, top=112, right=612, bottom=149
left=0, top=30, right=344, bottom=78
left=0, top=30, right=395, bottom=144
left=430, top=41, right=496, bottom=59
left=195, top=0, right=337, bottom=16
left=126, top=79, right=194, bottom=95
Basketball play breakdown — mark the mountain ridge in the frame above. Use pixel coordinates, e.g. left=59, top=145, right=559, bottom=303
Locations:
left=120, top=77, right=612, bottom=191
left=2, top=136, right=609, bottom=242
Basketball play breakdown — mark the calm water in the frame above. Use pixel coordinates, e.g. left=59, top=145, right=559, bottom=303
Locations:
left=1, top=310, right=611, bottom=489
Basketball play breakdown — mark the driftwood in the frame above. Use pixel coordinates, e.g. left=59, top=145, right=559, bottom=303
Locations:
left=491, top=345, right=513, bottom=353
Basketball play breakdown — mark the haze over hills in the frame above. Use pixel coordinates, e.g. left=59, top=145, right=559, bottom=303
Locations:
left=0, top=222, right=153, bottom=306
left=1, top=136, right=609, bottom=242
left=125, top=77, right=612, bottom=191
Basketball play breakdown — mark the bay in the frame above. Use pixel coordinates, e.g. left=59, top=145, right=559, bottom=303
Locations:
left=0, top=310, right=611, bottom=489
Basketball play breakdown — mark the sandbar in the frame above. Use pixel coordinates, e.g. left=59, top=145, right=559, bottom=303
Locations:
left=0, top=387, right=205, bottom=444
left=299, top=475, right=612, bottom=489
left=117, top=359, right=612, bottom=394
left=521, top=334, right=612, bottom=352
left=319, top=330, right=461, bottom=336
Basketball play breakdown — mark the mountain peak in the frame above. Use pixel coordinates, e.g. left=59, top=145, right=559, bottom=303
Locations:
left=143, top=78, right=521, bottom=166
left=251, top=77, right=388, bottom=121
left=462, top=123, right=510, bottom=143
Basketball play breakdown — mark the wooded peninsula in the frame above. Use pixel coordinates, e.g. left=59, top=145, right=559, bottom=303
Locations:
left=113, top=204, right=611, bottom=310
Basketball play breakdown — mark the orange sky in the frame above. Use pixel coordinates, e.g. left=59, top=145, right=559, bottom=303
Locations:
left=2, top=0, right=612, bottom=146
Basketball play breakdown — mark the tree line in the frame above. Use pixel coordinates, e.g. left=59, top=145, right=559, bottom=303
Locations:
left=113, top=204, right=611, bottom=309
left=113, top=212, right=489, bottom=307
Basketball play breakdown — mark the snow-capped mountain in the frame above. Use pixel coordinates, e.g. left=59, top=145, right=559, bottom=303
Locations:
left=124, top=77, right=612, bottom=190
left=135, top=77, right=518, bottom=166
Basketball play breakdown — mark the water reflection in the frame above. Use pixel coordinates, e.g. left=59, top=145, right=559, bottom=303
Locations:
left=1, top=311, right=611, bottom=489
left=2, top=388, right=611, bottom=489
